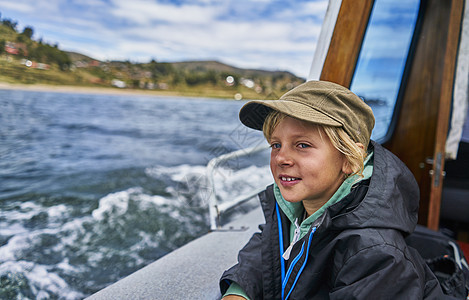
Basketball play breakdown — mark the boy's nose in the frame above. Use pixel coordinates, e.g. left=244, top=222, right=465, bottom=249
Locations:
left=275, top=148, right=294, bottom=167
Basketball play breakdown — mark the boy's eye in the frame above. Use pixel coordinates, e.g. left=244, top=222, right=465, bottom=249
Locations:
left=271, top=143, right=281, bottom=149
left=298, top=143, right=310, bottom=149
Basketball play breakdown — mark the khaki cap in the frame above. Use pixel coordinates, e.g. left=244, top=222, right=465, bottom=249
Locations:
left=239, top=80, right=375, bottom=147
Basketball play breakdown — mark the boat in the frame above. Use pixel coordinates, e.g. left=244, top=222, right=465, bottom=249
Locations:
left=86, top=0, right=469, bottom=298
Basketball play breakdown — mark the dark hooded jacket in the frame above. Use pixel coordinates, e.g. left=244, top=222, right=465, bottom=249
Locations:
left=220, top=141, right=445, bottom=299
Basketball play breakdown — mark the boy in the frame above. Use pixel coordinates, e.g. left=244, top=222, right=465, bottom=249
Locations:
left=220, top=81, right=444, bottom=299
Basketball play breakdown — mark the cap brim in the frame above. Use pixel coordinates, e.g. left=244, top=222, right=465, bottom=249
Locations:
left=239, top=100, right=342, bottom=130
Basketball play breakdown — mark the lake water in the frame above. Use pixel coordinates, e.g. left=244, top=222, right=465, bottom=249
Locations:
left=0, top=89, right=273, bottom=299
left=0, top=88, right=388, bottom=299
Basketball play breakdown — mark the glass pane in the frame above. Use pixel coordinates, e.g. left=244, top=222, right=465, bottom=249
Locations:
left=350, top=0, right=420, bottom=141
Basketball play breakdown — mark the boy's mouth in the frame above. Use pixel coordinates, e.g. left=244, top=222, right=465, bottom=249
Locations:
left=280, top=176, right=301, bottom=181
left=279, top=175, right=301, bottom=185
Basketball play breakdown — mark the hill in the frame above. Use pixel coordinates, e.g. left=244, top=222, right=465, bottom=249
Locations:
left=0, top=16, right=305, bottom=100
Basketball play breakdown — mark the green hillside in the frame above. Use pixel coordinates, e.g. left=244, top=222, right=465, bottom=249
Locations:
left=0, top=16, right=305, bottom=99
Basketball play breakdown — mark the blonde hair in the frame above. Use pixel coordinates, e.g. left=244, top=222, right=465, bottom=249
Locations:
left=263, top=110, right=367, bottom=177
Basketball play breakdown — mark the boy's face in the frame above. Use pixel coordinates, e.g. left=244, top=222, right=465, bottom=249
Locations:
left=269, top=116, right=348, bottom=212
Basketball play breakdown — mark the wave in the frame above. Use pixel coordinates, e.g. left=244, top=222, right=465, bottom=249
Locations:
left=0, top=163, right=272, bottom=299
left=146, top=163, right=273, bottom=207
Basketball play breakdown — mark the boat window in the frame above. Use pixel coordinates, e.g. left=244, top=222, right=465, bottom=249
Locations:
left=350, top=0, right=420, bottom=141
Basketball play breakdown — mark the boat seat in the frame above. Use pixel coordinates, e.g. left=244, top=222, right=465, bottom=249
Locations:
left=441, top=187, right=469, bottom=223
left=441, top=142, right=469, bottom=224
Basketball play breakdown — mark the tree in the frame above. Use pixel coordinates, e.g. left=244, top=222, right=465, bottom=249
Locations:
left=205, top=70, right=217, bottom=85
left=0, top=40, right=5, bottom=55
left=2, top=18, right=17, bottom=31
left=184, top=72, right=200, bottom=85
left=22, top=26, right=34, bottom=39
left=171, top=71, right=183, bottom=85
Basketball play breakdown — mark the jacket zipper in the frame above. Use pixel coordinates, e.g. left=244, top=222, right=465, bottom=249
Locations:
left=282, top=218, right=301, bottom=260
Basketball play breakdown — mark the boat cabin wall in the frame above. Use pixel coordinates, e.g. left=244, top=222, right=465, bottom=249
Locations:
left=315, top=0, right=466, bottom=229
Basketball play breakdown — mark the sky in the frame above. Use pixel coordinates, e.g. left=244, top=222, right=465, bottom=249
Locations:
left=0, top=0, right=329, bottom=78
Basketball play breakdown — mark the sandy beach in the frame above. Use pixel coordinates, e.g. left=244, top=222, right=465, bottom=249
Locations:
left=0, top=81, right=207, bottom=98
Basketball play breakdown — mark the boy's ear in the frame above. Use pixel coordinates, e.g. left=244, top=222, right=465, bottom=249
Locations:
left=342, top=159, right=352, bottom=175
left=341, top=143, right=365, bottom=175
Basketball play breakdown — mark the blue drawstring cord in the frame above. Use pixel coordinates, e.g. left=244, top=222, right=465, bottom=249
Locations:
left=276, top=202, right=317, bottom=300
left=275, top=202, right=286, bottom=297
left=284, top=226, right=317, bottom=300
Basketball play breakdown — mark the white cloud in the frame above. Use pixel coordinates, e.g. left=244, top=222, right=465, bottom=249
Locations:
left=109, top=0, right=220, bottom=25
left=0, top=0, right=328, bottom=77
left=276, top=0, right=328, bottom=19
left=0, top=1, right=34, bottom=13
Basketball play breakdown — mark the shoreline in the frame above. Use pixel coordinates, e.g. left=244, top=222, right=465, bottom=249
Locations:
left=0, top=82, right=233, bottom=99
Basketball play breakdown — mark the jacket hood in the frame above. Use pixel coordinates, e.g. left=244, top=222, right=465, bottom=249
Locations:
left=327, top=141, right=419, bottom=234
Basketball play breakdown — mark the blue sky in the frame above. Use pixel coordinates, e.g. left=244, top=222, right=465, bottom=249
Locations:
left=0, top=0, right=328, bottom=78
